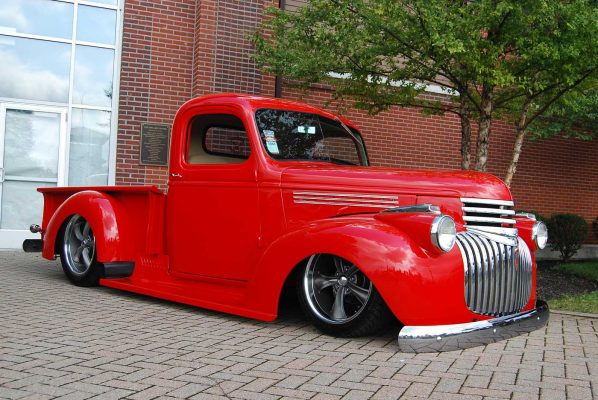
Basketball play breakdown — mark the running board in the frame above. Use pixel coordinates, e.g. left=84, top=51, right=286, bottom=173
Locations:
left=99, top=275, right=275, bottom=322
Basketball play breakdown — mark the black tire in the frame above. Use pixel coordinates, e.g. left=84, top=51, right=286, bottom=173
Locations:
left=59, top=214, right=102, bottom=287
left=297, top=254, right=394, bottom=337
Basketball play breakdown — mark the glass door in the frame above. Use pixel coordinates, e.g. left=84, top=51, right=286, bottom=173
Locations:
left=0, top=104, right=67, bottom=249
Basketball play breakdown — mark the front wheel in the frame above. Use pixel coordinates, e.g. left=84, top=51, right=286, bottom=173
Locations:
left=59, top=214, right=102, bottom=287
left=297, top=254, right=394, bottom=337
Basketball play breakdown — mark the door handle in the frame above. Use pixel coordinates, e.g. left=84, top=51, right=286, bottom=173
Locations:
left=170, top=173, right=182, bottom=178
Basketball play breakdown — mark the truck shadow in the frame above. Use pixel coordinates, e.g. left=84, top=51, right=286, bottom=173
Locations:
left=30, top=259, right=397, bottom=343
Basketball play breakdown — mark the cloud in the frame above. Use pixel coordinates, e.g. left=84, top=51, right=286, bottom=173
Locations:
left=0, top=3, right=29, bottom=33
left=0, top=50, right=69, bottom=103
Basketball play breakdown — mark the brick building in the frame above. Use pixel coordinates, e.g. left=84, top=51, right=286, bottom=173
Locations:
left=0, top=0, right=596, bottom=248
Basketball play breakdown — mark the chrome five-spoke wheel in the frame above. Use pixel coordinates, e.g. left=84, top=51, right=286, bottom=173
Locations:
left=298, top=254, right=393, bottom=337
left=60, top=214, right=102, bottom=286
left=305, top=254, right=372, bottom=323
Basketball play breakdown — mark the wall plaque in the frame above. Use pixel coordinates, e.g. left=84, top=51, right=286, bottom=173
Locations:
left=140, top=123, right=171, bottom=166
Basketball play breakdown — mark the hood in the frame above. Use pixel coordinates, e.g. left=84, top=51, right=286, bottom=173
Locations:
left=280, top=163, right=512, bottom=200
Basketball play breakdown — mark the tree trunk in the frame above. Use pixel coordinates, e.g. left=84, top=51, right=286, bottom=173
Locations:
left=459, top=96, right=472, bottom=170
left=504, top=127, right=526, bottom=188
left=474, top=87, right=493, bottom=171
left=504, top=99, right=533, bottom=187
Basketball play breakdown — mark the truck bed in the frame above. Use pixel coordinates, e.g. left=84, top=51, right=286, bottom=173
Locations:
left=38, top=185, right=167, bottom=260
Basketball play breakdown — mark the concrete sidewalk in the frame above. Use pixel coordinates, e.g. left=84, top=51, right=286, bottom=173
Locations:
left=1, top=252, right=596, bottom=400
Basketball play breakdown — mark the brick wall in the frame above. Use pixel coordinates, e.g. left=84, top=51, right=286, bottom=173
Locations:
left=116, top=0, right=196, bottom=190
left=117, top=0, right=597, bottom=242
left=116, top=0, right=268, bottom=191
left=192, top=0, right=265, bottom=96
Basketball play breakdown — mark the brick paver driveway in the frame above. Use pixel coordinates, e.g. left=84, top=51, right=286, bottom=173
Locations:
left=1, top=252, right=597, bottom=400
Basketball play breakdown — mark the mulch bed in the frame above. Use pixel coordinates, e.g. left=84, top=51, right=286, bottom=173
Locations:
left=536, top=260, right=598, bottom=300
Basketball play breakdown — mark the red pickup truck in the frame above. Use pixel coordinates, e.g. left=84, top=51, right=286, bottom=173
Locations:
left=27, top=93, right=549, bottom=352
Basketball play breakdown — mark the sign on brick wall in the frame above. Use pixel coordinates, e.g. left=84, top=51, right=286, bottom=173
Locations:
left=140, top=123, right=171, bottom=166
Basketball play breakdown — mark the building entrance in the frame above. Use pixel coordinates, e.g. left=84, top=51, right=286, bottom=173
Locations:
left=0, top=103, right=67, bottom=248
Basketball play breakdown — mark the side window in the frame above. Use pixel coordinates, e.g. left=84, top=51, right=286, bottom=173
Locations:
left=321, top=136, right=361, bottom=165
left=187, top=114, right=250, bottom=164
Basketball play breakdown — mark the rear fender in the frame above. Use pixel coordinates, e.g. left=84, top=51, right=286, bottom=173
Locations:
left=42, top=191, right=133, bottom=262
left=248, top=214, right=452, bottom=322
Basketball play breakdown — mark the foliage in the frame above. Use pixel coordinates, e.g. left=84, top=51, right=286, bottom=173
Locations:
left=253, top=0, right=598, bottom=182
left=528, top=80, right=598, bottom=141
left=554, top=260, right=598, bottom=282
left=546, top=214, right=589, bottom=262
left=548, top=291, right=598, bottom=314
left=593, top=217, right=598, bottom=238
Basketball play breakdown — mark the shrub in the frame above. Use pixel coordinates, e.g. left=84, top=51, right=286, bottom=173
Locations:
left=546, top=214, right=588, bottom=262
left=593, top=217, right=598, bottom=237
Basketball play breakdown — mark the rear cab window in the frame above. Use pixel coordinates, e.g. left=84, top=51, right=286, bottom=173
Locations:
left=187, top=114, right=250, bottom=165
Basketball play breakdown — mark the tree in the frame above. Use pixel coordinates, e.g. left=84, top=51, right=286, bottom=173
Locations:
left=527, top=79, right=598, bottom=141
left=253, top=0, right=598, bottom=185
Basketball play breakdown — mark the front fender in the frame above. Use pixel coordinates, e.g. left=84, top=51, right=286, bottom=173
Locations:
left=248, top=214, right=466, bottom=325
left=42, top=191, right=133, bottom=262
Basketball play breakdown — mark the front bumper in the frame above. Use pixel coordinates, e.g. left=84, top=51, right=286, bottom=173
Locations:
left=398, top=300, right=549, bottom=353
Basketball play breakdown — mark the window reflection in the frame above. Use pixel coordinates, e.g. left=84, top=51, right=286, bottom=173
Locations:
left=87, top=0, right=117, bottom=5
left=77, top=5, right=117, bottom=45
left=72, top=45, right=114, bottom=107
left=1, top=181, right=53, bottom=229
left=69, top=109, right=111, bottom=186
left=0, top=35, right=70, bottom=102
left=1, top=109, right=61, bottom=229
left=0, top=0, right=73, bottom=39
left=4, top=109, right=60, bottom=179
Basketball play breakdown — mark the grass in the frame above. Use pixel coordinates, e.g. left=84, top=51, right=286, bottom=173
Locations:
left=553, top=260, right=598, bottom=282
left=548, top=291, right=598, bottom=314
left=549, top=260, right=597, bottom=314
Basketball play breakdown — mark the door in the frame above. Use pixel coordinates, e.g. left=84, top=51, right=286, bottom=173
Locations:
left=167, top=109, right=261, bottom=281
left=0, top=104, right=67, bottom=248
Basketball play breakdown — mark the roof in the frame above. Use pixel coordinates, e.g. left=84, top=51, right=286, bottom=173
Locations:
left=181, top=93, right=357, bottom=128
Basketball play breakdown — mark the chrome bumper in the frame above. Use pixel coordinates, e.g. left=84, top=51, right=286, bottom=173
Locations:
left=398, top=301, right=549, bottom=353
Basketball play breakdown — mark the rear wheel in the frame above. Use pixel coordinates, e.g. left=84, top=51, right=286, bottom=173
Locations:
left=59, top=214, right=102, bottom=287
left=297, top=254, right=393, bottom=337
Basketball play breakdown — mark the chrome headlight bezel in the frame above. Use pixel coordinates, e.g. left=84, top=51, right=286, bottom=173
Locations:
left=431, top=215, right=456, bottom=252
left=532, top=221, right=548, bottom=249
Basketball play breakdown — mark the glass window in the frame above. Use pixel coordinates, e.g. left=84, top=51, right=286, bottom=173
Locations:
left=3, top=109, right=60, bottom=180
left=188, top=114, right=250, bottom=164
left=1, top=108, right=62, bottom=230
left=1, top=181, right=54, bottom=229
left=68, top=109, right=111, bottom=186
left=0, top=36, right=71, bottom=102
left=86, top=0, right=118, bottom=5
left=0, top=0, right=73, bottom=39
left=205, top=127, right=251, bottom=159
left=72, top=45, right=114, bottom=107
left=76, top=5, right=117, bottom=45
left=255, top=109, right=368, bottom=166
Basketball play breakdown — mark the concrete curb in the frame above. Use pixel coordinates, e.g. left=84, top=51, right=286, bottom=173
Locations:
left=550, top=309, right=598, bottom=319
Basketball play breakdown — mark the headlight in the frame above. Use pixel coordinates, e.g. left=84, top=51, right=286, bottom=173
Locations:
left=532, top=221, right=548, bottom=249
left=431, top=215, right=456, bottom=252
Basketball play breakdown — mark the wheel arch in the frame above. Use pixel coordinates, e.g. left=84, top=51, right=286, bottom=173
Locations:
left=248, top=216, right=434, bottom=322
left=43, top=191, right=134, bottom=262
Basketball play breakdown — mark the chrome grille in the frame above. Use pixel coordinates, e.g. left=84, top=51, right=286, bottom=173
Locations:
left=456, top=232, right=532, bottom=316
left=461, top=197, right=516, bottom=228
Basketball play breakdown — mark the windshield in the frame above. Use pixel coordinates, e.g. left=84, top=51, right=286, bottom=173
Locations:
left=255, top=108, right=368, bottom=166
